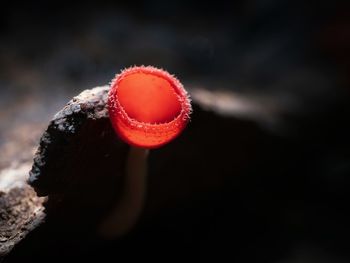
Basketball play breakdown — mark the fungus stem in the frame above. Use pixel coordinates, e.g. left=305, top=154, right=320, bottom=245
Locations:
left=98, top=146, right=149, bottom=238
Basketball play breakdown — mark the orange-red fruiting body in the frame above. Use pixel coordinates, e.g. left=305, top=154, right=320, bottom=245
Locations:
left=108, top=66, right=191, bottom=149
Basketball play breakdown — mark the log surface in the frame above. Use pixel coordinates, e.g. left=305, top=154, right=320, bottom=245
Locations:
left=1, top=85, right=265, bottom=259
left=0, top=164, right=45, bottom=257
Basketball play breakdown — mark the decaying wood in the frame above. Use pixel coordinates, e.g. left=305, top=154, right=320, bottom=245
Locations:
left=0, top=164, right=45, bottom=257
left=1, top=85, right=266, bottom=259
left=1, top=86, right=123, bottom=256
left=27, top=86, right=128, bottom=234
left=29, top=86, right=128, bottom=197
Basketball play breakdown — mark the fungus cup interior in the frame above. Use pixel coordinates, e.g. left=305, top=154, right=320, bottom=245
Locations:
left=117, top=72, right=182, bottom=124
left=108, top=66, right=191, bottom=149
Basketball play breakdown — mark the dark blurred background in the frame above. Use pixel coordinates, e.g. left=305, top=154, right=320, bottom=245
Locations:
left=1, top=0, right=350, bottom=133
left=1, top=0, right=350, bottom=262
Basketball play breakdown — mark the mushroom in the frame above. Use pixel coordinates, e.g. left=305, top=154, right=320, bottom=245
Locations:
left=98, top=66, right=192, bottom=238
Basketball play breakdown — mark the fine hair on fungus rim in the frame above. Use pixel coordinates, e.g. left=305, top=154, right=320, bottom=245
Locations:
left=108, top=66, right=192, bottom=149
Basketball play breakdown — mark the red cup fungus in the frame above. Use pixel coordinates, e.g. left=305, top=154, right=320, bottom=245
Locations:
left=108, top=66, right=191, bottom=148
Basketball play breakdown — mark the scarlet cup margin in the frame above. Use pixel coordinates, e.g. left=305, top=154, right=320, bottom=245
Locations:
left=108, top=66, right=192, bottom=148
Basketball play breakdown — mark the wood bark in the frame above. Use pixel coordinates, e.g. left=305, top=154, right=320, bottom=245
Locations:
left=1, top=86, right=264, bottom=258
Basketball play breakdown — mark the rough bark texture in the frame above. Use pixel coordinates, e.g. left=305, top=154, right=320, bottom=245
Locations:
left=1, top=86, right=123, bottom=256
left=1, top=85, right=264, bottom=259
left=29, top=86, right=127, bottom=197
left=27, top=87, right=127, bottom=232
left=0, top=164, right=45, bottom=257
